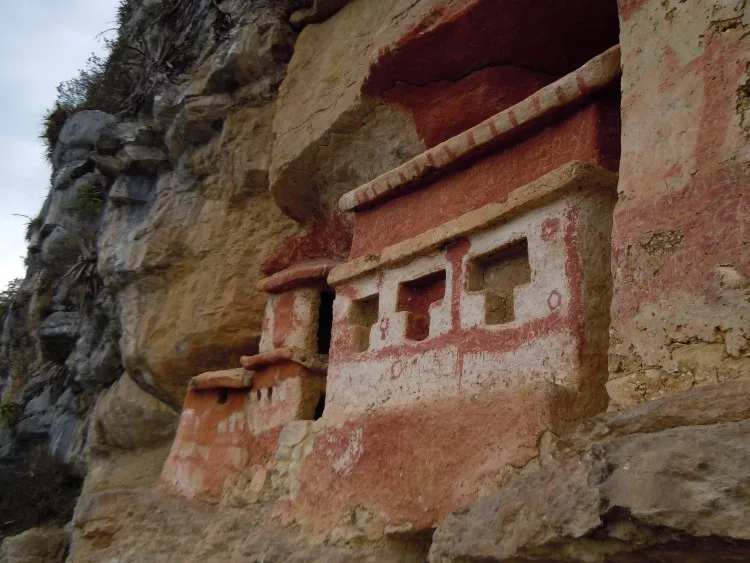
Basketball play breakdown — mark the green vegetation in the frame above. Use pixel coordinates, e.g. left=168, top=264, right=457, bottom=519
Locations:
left=67, top=183, right=105, bottom=219
left=40, top=105, right=72, bottom=162
left=0, top=402, right=20, bottom=431
left=25, top=215, right=43, bottom=241
left=10, top=214, right=43, bottom=242
left=38, top=0, right=137, bottom=158
left=62, top=236, right=101, bottom=307
left=30, top=293, right=54, bottom=327
left=39, top=0, right=228, bottom=158
left=0, top=278, right=22, bottom=325
left=117, top=0, right=134, bottom=28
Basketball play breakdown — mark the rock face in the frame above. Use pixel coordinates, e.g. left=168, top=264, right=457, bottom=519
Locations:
left=1, top=0, right=749, bottom=560
left=56, top=111, right=116, bottom=154
left=429, top=380, right=750, bottom=562
left=0, top=527, right=69, bottom=563
left=270, top=0, right=618, bottom=221
left=99, top=102, right=302, bottom=405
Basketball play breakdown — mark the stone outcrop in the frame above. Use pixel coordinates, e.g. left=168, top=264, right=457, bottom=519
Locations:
left=429, top=380, right=750, bottom=562
left=1, top=0, right=749, bottom=560
left=87, top=374, right=178, bottom=452
left=0, top=527, right=69, bottom=563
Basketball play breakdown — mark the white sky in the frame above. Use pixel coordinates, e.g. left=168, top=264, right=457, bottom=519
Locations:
left=0, top=0, right=120, bottom=291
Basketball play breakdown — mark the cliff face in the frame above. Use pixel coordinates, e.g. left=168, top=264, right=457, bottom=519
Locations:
left=1, top=0, right=749, bottom=561
left=0, top=0, right=310, bottom=542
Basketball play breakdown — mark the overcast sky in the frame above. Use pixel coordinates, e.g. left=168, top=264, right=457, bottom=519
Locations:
left=0, top=0, right=119, bottom=291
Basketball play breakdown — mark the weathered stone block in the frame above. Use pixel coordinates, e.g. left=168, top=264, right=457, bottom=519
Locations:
left=108, top=174, right=155, bottom=206
left=89, top=374, right=178, bottom=452
left=57, top=110, right=116, bottom=149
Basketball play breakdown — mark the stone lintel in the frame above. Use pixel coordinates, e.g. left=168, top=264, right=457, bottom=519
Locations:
left=329, top=161, right=618, bottom=286
left=338, top=45, right=621, bottom=213
left=189, top=368, right=252, bottom=391
left=240, top=347, right=328, bottom=374
left=259, top=260, right=340, bottom=294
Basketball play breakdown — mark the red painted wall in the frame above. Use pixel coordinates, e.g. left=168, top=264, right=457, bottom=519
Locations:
left=350, top=92, right=621, bottom=258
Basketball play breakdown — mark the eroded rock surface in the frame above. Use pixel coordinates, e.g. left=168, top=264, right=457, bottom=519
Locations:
left=0, top=527, right=69, bottom=563
left=429, top=380, right=750, bottom=562
left=1, top=0, right=749, bottom=560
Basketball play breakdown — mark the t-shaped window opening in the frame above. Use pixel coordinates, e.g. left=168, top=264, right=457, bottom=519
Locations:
left=349, top=294, right=379, bottom=352
left=468, top=239, right=531, bottom=325
left=396, top=270, right=447, bottom=341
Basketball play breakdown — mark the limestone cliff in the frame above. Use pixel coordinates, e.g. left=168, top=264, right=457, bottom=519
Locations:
left=1, top=0, right=749, bottom=561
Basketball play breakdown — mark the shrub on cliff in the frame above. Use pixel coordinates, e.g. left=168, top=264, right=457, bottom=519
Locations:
left=0, top=279, right=22, bottom=328
left=0, top=443, right=83, bottom=542
left=62, top=236, right=101, bottom=308
left=39, top=105, right=72, bottom=162
left=67, top=183, right=105, bottom=219
left=0, top=402, right=21, bottom=430
left=39, top=0, right=235, bottom=158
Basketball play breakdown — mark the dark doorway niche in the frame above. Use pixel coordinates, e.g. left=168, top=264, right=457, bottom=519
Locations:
left=317, top=291, right=335, bottom=354
left=397, top=270, right=447, bottom=341
left=217, top=388, right=229, bottom=404
left=314, top=393, right=326, bottom=420
left=468, top=239, right=531, bottom=325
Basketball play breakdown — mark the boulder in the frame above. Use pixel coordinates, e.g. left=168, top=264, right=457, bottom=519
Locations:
left=58, top=148, right=91, bottom=165
left=270, top=0, right=428, bottom=220
left=66, top=293, right=122, bottom=388
left=202, top=19, right=294, bottom=95
left=0, top=527, right=69, bottom=563
left=109, top=174, right=156, bottom=206
left=47, top=389, right=78, bottom=462
left=51, top=159, right=92, bottom=190
left=164, top=94, right=232, bottom=159
left=88, top=374, right=178, bottom=452
left=15, top=412, right=52, bottom=441
left=96, top=122, right=158, bottom=153
left=23, top=387, right=52, bottom=417
left=90, top=153, right=124, bottom=177
left=21, top=369, right=52, bottom=402
left=57, top=110, right=115, bottom=149
left=38, top=224, right=80, bottom=270
left=99, top=103, right=300, bottom=404
left=429, top=380, right=750, bottom=562
left=116, top=145, right=168, bottom=174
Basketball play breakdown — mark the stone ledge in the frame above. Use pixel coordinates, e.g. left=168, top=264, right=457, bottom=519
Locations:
left=329, top=161, right=618, bottom=286
left=259, top=260, right=340, bottom=294
left=339, top=45, right=621, bottom=213
left=240, top=348, right=328, bottom=374
left=189, top=368, right=252, bottom=391
left=428, top=378, right=750, bottom=562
